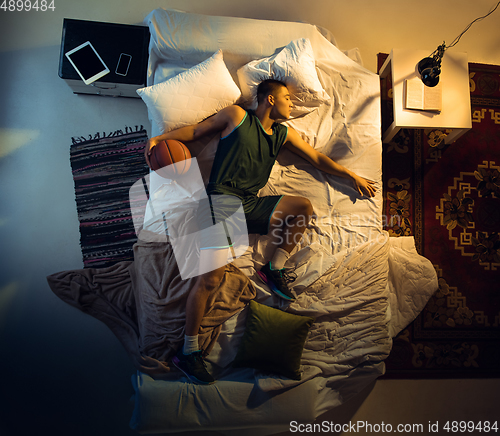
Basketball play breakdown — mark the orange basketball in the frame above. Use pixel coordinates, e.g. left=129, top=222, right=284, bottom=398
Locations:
left=150, top=139, right=191, bottom=177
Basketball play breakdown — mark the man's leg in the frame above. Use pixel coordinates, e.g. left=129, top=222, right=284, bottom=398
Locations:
left=258, top=196, right=313, bottom=300
left=173, top=249, right=228, bottom=385
left=185, top=264, right=226, bottom=337
left=269, top=195, right=313, bottom=258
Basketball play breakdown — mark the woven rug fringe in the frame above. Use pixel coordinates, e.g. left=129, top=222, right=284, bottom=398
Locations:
left=72, top=125, right=146, bottom=145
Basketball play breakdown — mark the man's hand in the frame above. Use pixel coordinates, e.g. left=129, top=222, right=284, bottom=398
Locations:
left=283, top=128, right=378, bottom=198
left=352, top=175, right=377, bottom=198
left=144, top=136, right=163, bottom=168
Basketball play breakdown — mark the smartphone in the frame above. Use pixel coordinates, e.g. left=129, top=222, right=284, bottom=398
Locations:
left=115, top=53, right=132, bottom=76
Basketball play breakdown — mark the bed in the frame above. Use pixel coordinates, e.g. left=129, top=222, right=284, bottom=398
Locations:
left=48, top=8, right=438, bottom=435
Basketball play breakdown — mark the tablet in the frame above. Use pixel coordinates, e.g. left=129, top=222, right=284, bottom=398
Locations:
left=65, top=41, right=110, bottom=85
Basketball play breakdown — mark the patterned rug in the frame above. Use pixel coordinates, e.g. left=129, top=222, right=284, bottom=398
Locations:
left=70, top=126, right=149, bottom=268
left=379, top=54, right=500, bottom=378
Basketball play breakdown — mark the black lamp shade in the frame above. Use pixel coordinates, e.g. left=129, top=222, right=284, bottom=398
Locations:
left=418, top=57, right=441, bottom=87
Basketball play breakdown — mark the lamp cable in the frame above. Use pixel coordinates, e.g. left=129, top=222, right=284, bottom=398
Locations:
left=447, top=1, right=500, bottom=49
left=419, top=0, right=500, bottom=86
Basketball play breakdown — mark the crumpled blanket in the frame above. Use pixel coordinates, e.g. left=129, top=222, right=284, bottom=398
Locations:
left=249, top=235, right=392, bottom=393
left=46, top=239, right=256, bottom=377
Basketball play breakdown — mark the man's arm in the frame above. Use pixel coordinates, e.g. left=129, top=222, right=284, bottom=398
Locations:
left=284, top=127, right=377, bottom=197
left=144, top=105, right=245, bottom=167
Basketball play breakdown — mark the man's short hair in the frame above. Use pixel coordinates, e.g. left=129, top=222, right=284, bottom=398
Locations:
left=256, top=79, right=287, bottom=104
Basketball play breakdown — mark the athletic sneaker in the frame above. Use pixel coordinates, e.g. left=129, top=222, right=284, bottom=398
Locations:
left=172, top=350, right=215, bottom=385
left=257, top=262, right=297, bottom=301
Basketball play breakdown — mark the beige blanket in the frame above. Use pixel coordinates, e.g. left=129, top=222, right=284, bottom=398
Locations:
left=47, top=239, right=256, bottom=377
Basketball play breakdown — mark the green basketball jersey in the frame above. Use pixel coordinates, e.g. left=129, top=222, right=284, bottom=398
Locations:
left=208, top=110, right=288, bottom=195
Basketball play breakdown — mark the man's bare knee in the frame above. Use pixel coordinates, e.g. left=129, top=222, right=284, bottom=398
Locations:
left=299, top=197, right=313, bottom=218
left=289, top=197, right=313, bottom=224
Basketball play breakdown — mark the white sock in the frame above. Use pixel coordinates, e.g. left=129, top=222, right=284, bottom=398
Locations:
left=270, top=248, right=290, bottom=270
left=183, top=335, right=199, bottom=355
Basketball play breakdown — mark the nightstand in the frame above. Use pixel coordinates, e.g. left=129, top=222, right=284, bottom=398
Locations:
left=58, top=18, right=149, bottom=98
left=379, top=48, right=472, bottom=144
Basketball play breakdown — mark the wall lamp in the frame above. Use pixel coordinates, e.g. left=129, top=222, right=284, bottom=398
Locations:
left=417, top=1, right=500, bottom=87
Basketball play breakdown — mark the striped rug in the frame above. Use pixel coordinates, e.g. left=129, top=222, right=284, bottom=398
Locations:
left=70, top=126, right=149, bottom=268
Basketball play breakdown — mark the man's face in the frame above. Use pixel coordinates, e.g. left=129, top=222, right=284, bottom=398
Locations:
left=270, top=86, right=293, bottom=120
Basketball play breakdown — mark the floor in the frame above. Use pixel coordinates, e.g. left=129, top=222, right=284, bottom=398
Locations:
left=1, top=1, right=499, bottom=435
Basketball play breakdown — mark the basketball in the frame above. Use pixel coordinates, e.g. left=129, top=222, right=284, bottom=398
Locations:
left=149, top=139, right=191, bottom=177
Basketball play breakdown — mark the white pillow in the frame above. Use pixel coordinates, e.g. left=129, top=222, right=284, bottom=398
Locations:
left=137, top=50, right=241, bottom=134
left=236, top=38, right=330, bottom=114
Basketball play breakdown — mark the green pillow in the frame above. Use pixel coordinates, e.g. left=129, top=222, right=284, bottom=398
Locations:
left=232, top=300, right=315, bottom=380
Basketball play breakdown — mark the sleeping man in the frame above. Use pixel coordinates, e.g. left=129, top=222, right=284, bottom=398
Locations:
left=144, top=79, right=377, bottom=384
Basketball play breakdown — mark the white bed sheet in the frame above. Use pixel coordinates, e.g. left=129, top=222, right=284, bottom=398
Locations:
left=131, top=8, right=438, bottom=434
